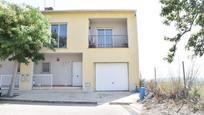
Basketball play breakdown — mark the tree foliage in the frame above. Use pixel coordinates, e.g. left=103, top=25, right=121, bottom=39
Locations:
left=160, top=0, right=204, bottom=63
left=0, top=1, right=54, bottom=64
left=0, top=1, right=54, bottom=96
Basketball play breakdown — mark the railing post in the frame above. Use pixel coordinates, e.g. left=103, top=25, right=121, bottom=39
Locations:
left=0, top=75, right=2, bottom=87
left=0, top=75, right=1, bottom=96
left=17, top=74, right=20, bottom=89
left=50, top=74, right=53, bottom=89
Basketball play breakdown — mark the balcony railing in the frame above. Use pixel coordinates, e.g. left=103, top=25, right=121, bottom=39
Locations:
left=89, top=35, right=128, bottom=48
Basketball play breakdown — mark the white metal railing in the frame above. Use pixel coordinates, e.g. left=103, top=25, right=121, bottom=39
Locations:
left=0, top=74, right=20, bottom=88
left=89, top=35, right=128, bottom=48
left=33, top=74, right=53, bottom=89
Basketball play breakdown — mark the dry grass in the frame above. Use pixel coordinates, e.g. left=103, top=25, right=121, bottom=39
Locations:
left=145, top=79, right=204, bottom=113
left=146, top=78, right=203, bottom=99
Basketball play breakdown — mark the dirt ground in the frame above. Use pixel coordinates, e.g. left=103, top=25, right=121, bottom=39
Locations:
left=140, top=96, right=204, bottom=115
left=143, top=102, right=204, bottom=115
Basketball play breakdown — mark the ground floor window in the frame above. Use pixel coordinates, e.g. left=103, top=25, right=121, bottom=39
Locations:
left=42, top=62, right=50, bottom=73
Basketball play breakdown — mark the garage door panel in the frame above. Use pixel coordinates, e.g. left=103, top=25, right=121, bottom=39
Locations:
left=96, top=63, right=128, bottom=91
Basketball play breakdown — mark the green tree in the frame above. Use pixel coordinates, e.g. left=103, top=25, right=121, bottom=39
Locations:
left=160, top=0, right=204, bottom=63
left=0, top=1, right=54, bottom=96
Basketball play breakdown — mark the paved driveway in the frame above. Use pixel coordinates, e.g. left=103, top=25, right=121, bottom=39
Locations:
left=0, top=90, right=143, bottom=115
left=1, top=90, right=137, bottom=104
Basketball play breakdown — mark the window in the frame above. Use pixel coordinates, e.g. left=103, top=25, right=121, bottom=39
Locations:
left=51, top=24, right=67, bottom=48
left=42, top=63, right=50, bottom=73
left=97, top=29, right=112, bottom=48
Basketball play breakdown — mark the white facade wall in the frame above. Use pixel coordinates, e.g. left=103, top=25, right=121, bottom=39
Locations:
left=0, top=60, right=14, bottom=74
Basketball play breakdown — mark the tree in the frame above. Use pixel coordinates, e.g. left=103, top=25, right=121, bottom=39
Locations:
left=160, top=0, right=204, bottom=63
left=0, top=1, right=54, bottom=96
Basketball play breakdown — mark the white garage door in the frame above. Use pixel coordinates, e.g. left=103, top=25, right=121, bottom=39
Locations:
left=96, top=63, right=128, bottom=91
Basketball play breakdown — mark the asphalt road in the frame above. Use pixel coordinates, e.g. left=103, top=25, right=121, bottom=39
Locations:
left=0, top=102, right=139, bottom=115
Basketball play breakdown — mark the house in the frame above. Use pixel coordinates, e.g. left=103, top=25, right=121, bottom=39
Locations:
left=0, top=9, right=139, bottom=91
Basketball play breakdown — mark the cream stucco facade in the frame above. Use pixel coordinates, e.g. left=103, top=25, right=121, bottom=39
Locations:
left=0, top=10, right=139, bottom=91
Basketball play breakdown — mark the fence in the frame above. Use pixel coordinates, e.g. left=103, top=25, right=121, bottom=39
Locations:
left=33, top=74, right=53, bottom=89
left=0, top=74, right=20, bottom=88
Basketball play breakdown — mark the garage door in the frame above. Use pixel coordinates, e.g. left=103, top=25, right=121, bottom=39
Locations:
left=96, top=63, right=128, bottom=91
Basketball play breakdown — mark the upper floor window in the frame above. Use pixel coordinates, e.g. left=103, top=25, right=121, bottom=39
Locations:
left=51, top=24, right=67, bottom=48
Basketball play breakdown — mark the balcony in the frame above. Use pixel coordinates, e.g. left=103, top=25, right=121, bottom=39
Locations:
left=89, top=18, right=128, bottom=48
left=89, top=35, right=128, bottom=48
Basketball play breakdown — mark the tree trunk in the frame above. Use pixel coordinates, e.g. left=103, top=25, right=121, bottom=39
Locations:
left=7, top=61, right=18, bottom=97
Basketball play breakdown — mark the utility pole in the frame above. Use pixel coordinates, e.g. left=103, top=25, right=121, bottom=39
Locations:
left=182, top=61, right=186, bottom=89
left=154, top=67, right=157, bottom=88
left=182, top=61, right=187, bottom=97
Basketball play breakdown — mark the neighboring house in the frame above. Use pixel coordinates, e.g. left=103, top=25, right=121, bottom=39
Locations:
left=0, top=9, right=139, bottom=91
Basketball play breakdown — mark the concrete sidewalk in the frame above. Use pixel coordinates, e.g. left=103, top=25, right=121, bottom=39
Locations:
left=0, top=90, right=139, bottom=105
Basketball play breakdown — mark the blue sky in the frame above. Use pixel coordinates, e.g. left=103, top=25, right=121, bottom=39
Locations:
left=6, top=0, right=204, bottom=80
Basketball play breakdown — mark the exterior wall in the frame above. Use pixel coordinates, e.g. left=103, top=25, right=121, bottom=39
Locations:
left=33, top=53, right=82, bottom=86
left=0, top=60, right=14, bottom=75
left=42, top=11, right=139, bottom=91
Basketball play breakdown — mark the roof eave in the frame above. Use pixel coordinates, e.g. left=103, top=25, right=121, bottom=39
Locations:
left=41, top=9, right=136, bottom=13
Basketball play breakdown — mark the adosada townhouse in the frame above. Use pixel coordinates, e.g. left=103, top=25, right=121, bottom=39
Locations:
left=0, top=9, right=139, bottom=92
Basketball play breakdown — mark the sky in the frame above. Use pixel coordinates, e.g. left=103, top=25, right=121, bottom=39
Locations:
left=6, top=0, right=204, bottom=80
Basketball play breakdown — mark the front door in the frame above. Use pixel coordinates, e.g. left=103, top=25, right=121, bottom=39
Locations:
left=72, top=62, right=82, bottom=86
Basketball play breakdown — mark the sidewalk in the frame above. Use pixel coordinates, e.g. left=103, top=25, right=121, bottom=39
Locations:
left=0, top=90, right=139, bottom=105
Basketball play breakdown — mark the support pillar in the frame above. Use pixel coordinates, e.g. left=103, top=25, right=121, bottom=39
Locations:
left=19, top=61, right=33, bottom=90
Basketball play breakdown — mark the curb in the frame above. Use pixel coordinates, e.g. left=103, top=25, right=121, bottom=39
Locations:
left=0, top=98, right=97, bottom=105
left=109, top=102, right=132, bottom=105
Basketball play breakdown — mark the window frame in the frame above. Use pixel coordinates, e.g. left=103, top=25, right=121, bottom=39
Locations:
left=50, top=23, right=68, bottom=48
